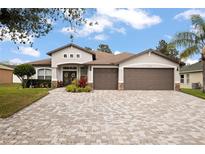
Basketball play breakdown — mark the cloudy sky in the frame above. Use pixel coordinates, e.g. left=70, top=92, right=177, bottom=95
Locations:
left=1, top=8, right=205, bottom=65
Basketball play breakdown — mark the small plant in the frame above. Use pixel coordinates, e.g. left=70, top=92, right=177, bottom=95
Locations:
left=78, top=78, right=87, bottom=88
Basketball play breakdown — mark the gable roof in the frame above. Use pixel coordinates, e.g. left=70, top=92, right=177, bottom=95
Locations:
left=27, top=58, right=51, bottom=66
left=180, top=61, right=202, bottom=73
left=118, top=49, right=182, bottom=65
left=85, top=52, right=134, bottom=65
left=0, top=64, right=13, bottom=71
left=47, top=43, right=95, bottom=56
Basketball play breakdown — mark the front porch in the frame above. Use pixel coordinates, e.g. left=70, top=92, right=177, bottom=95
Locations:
left=51, top=64, right=89, bottom=87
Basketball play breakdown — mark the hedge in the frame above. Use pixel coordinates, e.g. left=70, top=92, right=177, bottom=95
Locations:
left=25, top=79, right=51, bottom=88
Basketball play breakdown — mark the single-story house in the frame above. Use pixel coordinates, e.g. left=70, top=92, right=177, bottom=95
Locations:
left=180, top=61, right=203, bottom=89
left=0, top=64, right=13, bottom=84
left=27, top=43, right=182, bottom=90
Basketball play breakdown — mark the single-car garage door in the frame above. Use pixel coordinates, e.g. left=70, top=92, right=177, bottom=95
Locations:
left=124, top=68, right=174, bottom=90
left=93, top=68, right=118, bottom=90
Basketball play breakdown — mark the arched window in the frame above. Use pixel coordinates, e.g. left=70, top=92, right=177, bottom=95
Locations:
left=38, top=68, right=51, bottom=80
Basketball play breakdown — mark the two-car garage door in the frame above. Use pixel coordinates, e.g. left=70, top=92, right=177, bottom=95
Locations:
left=124, top=68, right=174, bottom=90
left=93, top=68, right=174, bottom=90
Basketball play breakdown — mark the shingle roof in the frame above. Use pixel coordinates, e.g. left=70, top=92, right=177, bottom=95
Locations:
left=118, top=49, right=183, bottom=64
left=85, top=52, right=134, bottom=65
left=0, top=64, right=13, bottom=70
left=27, top=58, right=51, bottom=66
left=95, top=51, right=114, bottom=60
left=47, top=43, right=95, bottom=56
left=180, top=61, right=202, bottom=73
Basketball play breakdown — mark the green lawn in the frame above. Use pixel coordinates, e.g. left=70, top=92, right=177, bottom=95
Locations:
left=0, top=84, right=49, bottom=118
left=181, top=88, right=205, bottom=100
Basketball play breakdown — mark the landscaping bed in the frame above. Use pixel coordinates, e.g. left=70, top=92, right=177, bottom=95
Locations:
left=181, top=88, right=205, bottom=100
left=0, top=84, right=49, bottom=118
left=66, top=79, right=92, bottom=92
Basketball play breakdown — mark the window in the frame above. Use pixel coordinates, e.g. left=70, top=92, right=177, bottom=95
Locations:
left=186, top=74, right=190, bottom=84
left=69, top=54, right=74, bottom=58
left=38, top=68, right=51, bottom=80
left=80, top=67, right=88, bottom=80
left=64, top=54, right=67, bottom=58
left=180, top=75, right=184, bottom=83
left=76, top=54, right=81, bottom=58
left=45, top=69, right=52, bottom=80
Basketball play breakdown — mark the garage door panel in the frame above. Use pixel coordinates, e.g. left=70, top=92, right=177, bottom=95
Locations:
left=124, top=68, right=174, bottom=90
left=93, top=68, right=118, bottom=90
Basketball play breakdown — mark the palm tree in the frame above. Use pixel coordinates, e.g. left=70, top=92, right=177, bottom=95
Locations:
left=172, top=15, right=205, bottom=92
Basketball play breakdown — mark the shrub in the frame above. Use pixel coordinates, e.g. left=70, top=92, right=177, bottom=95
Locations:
left=71, top=79, right=78, bottom=86
left=78, top=78, right=87, bottom=88
left=66, top=84, right=77, bottom=92
left=25, top=79, right=51, bottom=88
left=84, top=85, right=92, bottom=92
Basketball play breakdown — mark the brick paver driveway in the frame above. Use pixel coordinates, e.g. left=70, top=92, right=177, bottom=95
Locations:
left=1, top=88, right=205, bottom=144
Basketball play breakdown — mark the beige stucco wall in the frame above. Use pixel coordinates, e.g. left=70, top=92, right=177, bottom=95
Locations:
left=119, top=52, right=180, bottom=84
left=51, top=46, right=93, bottom=67
left=13, top=74, right=21, bottom=83
left=180, top=72, right=203, bottom=88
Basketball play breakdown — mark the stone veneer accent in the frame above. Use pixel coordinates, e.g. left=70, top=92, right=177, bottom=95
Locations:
left=51, top=81, right=58, bottom=88
left=175, top=83, right=180, bottom=91
left=118, top=83, right=124, bottom=90
left=88, top=83, right=93, bottom=90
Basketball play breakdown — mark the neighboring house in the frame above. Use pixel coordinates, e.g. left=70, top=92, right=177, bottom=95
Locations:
left=180, top=61, right=203, bottom=89
left=0, top=64, right=13, bottom=84
left=27, top=43, right=182, bottom=90
left=0, top=63, right=21, bottom=83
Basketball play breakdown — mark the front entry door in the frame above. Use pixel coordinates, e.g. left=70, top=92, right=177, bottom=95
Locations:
left=63, top=71, right=77, bottom=86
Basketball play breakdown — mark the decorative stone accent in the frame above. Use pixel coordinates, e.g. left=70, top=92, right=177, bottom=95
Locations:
left=175, top=83, right=180, bottom=91
left=51, top=81, right=57, bottom=88
left=88, top=83, right=93, bottom=90
left=118, top=83, right=124, bottom=90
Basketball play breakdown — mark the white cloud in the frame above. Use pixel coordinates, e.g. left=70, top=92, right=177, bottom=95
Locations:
left=113, top=27, right=126, bottom=34
left=182, top=58, right=198, bottom=65
left=9, top=58, right=29, bottom=65
left=97, top=8, right=161, bottom=29
left=114, top=51, right=121, bottom=55
left=18, top=46, right=40, bottom=57
left=61, top=15, right=113, bottom=37
left=94, top=34, right=108, bottom=41
left=61, top=9, right=161, bottom=37
left=174, top=9, right=205, bottom=20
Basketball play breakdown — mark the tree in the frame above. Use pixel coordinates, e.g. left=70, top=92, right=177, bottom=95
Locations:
left=97, top=44, right=112, bottom=53
left=156, top=40, right=179, bottom=58
left=13, top=64, right=36, bottom=88
left=172, top=15, right=205, bottom=92
left=0, top=8, right=87, bottom=45
left=84, top=47, right=93, bottom=51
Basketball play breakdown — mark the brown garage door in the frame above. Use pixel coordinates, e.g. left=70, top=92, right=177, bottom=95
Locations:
left=124, top=68, right=174, bottom=90
left=93, top=68, right=118, bottom=90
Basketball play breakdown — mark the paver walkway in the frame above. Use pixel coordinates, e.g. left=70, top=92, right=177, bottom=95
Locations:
left=1, top=88, right=205, bottom=144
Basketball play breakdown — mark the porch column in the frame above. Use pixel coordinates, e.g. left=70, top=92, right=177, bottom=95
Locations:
left=87, top=66, right=93, bottom=89
left=118, top=66, right=124, bottom=90
left=51, top=67, right=58, bottom=88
